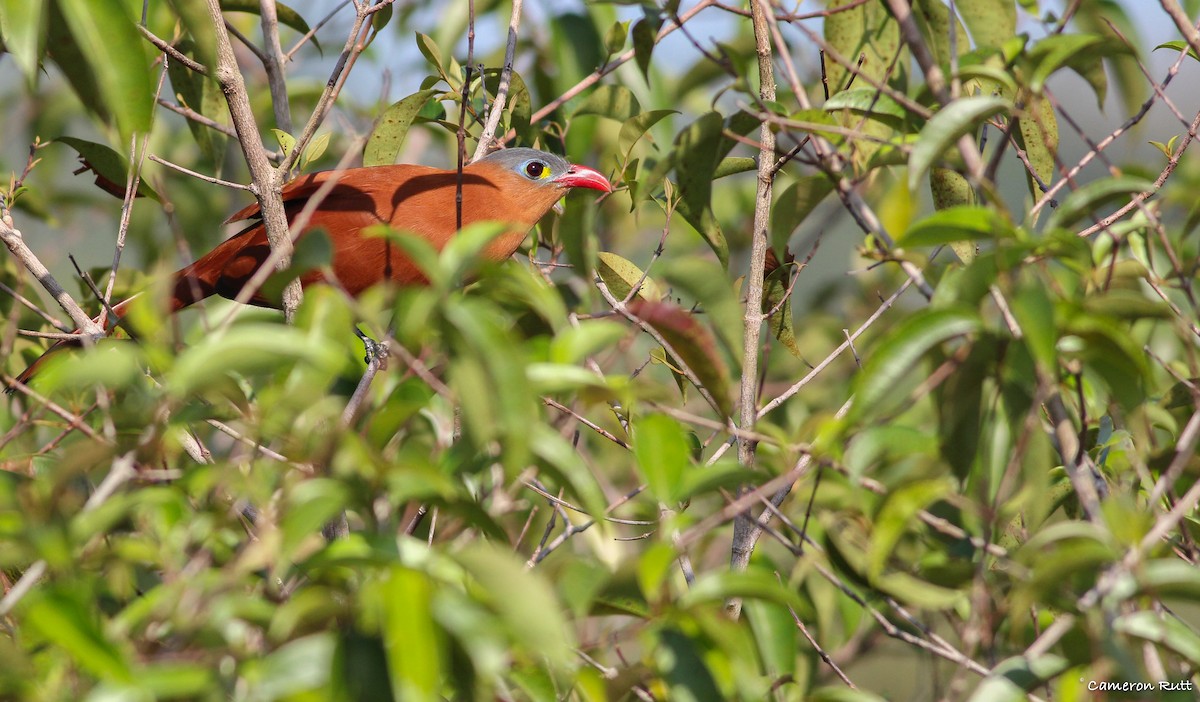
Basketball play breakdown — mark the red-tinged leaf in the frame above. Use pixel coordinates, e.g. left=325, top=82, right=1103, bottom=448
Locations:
left=629, top=299, right=732, bottom=416
left=57, top=136, right=160, bottom=202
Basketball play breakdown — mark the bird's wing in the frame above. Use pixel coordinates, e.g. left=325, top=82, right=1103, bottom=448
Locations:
left=223, top=166, right=434, bottom=224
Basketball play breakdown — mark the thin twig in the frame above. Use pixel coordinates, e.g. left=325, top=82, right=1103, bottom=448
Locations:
left=472, top=0, right=523, bottom=160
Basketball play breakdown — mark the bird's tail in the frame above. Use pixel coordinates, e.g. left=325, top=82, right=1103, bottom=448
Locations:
left=6, top=296, right=139, bottom=394
left=7, top=228, right=262, bottom=394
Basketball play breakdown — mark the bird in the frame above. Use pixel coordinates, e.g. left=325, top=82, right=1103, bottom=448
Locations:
left=8, top=147, right=612, bottom=390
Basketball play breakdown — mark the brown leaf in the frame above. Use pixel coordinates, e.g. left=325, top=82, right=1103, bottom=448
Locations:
left=629, top=299, right=732, bottom=416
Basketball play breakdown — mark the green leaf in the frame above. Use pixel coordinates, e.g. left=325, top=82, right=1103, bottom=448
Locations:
left=1026, top=34, right=1106, bottom=95
left=271, top=128, right=297, bottom=158
left=378, top=568, right=443, bottom=701
left=673, top=112, right=728, bottom=267
left=771, top=176, right=835, bottom=254
left=913, top=0, right=969, bottom=65
left=1012, top=91, right=1060, bottom=198
left=363, top=88, right=439, bottom=167
left=549, top=320, right=627, bottom=365
left=618, top=109, right=677, bottom=158
left=928, top=169, right=978, bottom=262
left=868, top=480, right=951, bottom=579
left=300, top=132, right=331, bottom=170
left=633, top=413, right=691, bottom=504
left=56, top=136, right=161, bottom=202
left=26, top=589, right=133, bottom=683
left=852, top=308, right=981, bottom=421
left=824, top=0, right=903, bottom=92
left=763, top=256, right=803, bottom=359
left=481, top=68, right=533, bottom=143
left=597, top=251, right=664, bottom=302
left=167, top=324, right=346, bottom=396
left=631, top=15, right=661, bottom=79
left=604, top=19, right=630, bottom=56
left=935, top=340, right=995, bottom=480
left=681, top=570, right=810, bottom=613
left=900, top=205, right=1013, bottom=247
left=58, top=0, right=154, bottom=140
left=712, top=157, right=756, bottom=179
left=138, top=663, right=214, bottom=697
left=166, top=42, right=227, bottom=170
left=573, top=84, right=640, bottom=122
left=957, top=0, right=1017, bottom=50
left=1114, top=611, right=1200, bottom=666
left=1045, top=176, right=1155, bottom=231
left=965, top=654, right=1070, bottom=702
left=1156, top=39, right=1200, bottom=63
left=242, top=633, right=334, bottom=698
left=1010, top=280, right=1056, bottom=372
left=455, top=545, right=574, bottom=672
left=656, top=628, right=723, bottom=702
left=531, top=424, right=610, bottom=523
left=165, top=0, right=217, bottom=67
left=908, top=96, right=1010, bottom=190
left=0, top=0, right=47, bottom=86
left=414, top=31, right=454, bottom=86
left=745, top=598, right=798, bottom=679
left=824, top=88, right=909, bottom=123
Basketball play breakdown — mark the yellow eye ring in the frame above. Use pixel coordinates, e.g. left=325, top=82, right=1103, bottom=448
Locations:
left=524, top=160, right=550, bottom=179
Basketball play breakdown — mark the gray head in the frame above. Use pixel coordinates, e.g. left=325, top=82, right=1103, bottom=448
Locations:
left=477, top=147, right=612, bottom=193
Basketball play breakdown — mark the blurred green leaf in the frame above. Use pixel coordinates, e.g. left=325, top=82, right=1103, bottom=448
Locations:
left=673, top=112, right=728, bottom=267
left=168, top=323, right=346, bottom=396
left=58, top=0, right=154, bottom=141
left=633, top=413, right=691, bottom=504
left=378, top=568, right=442, bottom=701
left=1115, top=612, right=1200, bottom=666
left=456, top=545, right=574, bottom=672
left=241, top=633, right=335, bottom=698
left=1025, top=34, right=1107, bottom=95
left=900, top=205, right=1013, bottom=247
left=25, top=589, right=132, bottom=683
left=631, top=14, right=662, bottom=79
left=852, top=308, right=981, bottom=421
left=1046, top=176, right=1155, bottom=231
left=965, top=654, right=1070, bottom=702
left=0, top=0, right=46, bottom=86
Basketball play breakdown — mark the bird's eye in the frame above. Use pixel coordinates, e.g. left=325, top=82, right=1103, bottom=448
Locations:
left=524, top=160, right=547, bottom=179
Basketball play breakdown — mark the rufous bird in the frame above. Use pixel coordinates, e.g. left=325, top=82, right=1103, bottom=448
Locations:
left=8, top=148, right=612, bottom=390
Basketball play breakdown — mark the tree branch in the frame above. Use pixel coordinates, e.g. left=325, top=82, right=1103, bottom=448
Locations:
left=727, top=0, right=777, bottom=620
left=204, top=0, right=300, bottom=321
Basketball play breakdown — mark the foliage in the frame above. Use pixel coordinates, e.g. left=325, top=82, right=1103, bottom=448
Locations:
left=1, top=0, right=1199, bottom=699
